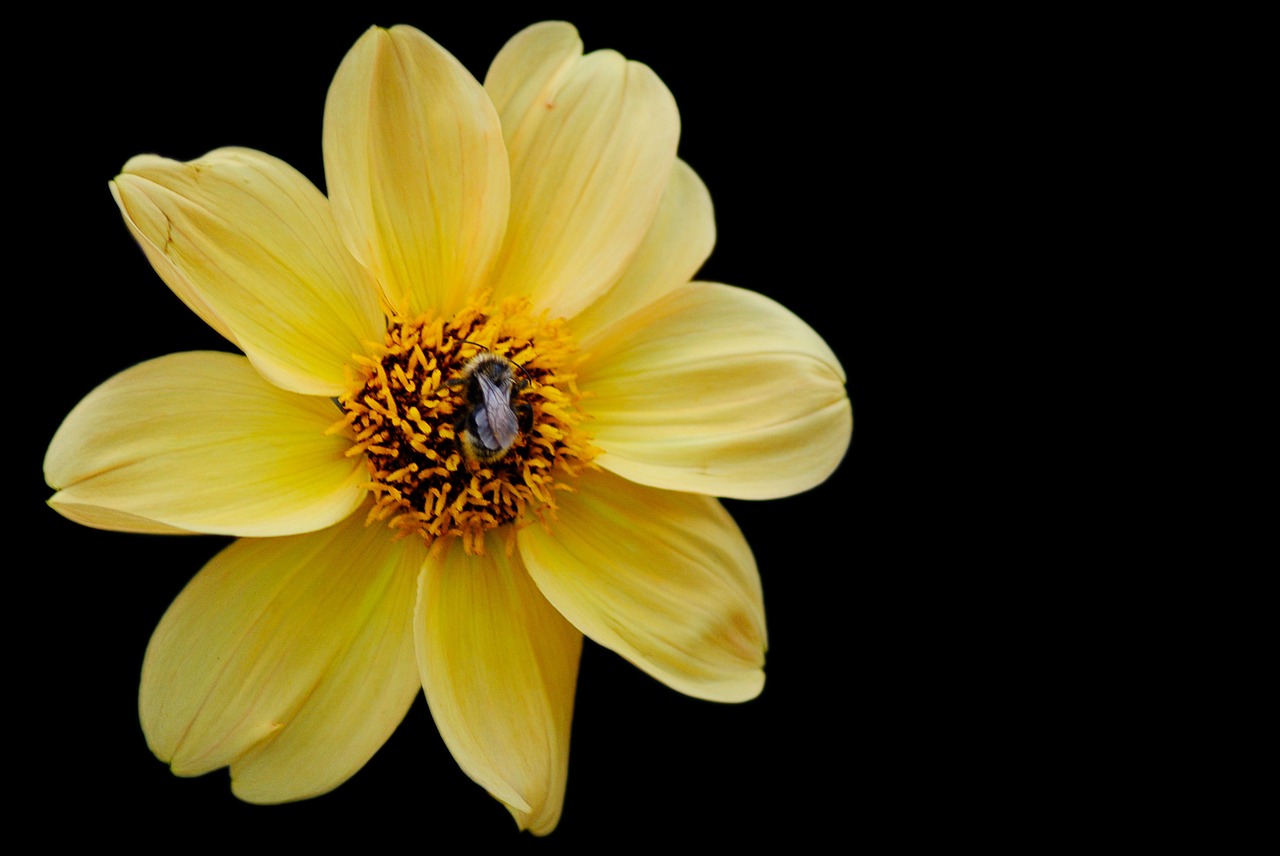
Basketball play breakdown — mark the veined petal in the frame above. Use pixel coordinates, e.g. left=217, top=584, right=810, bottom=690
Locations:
left=484, top=22, right=680, bottom=319
left=572, top=159, right=715, bottom=342
left=519, top=468, right=766, bottom=703
left=417, top=534, right=581, bottom=835
left=579, top=283, right=853, bottom=499
left=45, top=352, right=365, bottom=537
left=324, top=25, right=510, bottom=318
left=112, top=148, right=385, bottom=397
left=140, top=506, right=423, bottom=802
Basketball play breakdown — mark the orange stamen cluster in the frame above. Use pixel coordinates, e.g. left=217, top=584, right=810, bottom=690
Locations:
left=333, top=298, right=594, bottom=554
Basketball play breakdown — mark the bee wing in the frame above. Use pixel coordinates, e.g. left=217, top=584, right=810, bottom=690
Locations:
left=475, top=372, right=520, bottom=451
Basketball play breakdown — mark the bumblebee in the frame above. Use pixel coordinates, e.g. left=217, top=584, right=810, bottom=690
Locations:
left=449, top=351, right=534, bottom=464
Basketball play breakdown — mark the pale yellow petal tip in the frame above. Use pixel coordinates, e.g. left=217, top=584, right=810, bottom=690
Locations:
left=359, top=25, right=434, bottom=59
left=523, top=20, right=579, bottom=36
left=108, top=173, right=136, bottom=220
left=383, top=23, right=448, bottom=46
left=354, top=23, right=387, bottom=41
left=506, top=801, right=563, bottom=837
left=498, top=20, right=581, bottom=54
left=117, top=153, right=165, bottom=176
left=230, top=772, right=334, bottom=806
left=727, top=669, right=767, bottom=704
left=46, top=494, right=193, bottom=535
left=679, top=667, right=765, bottom=704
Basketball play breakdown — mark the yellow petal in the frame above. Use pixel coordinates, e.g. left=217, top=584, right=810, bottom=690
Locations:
left=139, top=506, right=423, bottom=803
left=45, top=352, right=365, bottom=537
left=579, top=283, right=853, bottom=499
left=112, top=148, right=385, bottom=397
left=484, top=22, right=680, bottom=319
left=482, top=21, right=582, bottom=129
left=323, top=25, right=510, bottom=318
left=417, top=535, right=582, bottom=835
left=572, top=159, right=715, bottom=342
left=519, top=468, right=766, bottom=702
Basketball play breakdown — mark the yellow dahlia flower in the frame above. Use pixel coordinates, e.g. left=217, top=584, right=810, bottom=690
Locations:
left=44, top=21, right=851, bottom=834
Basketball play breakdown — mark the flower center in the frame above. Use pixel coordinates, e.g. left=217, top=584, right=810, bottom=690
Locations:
left=335, top=298, right=593, bottom=554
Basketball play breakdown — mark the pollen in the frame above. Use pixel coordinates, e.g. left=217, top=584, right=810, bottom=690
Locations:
left=334, top=297, right=595, bottom=554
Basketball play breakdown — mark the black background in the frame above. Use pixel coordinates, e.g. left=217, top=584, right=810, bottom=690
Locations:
left=27, top=5, right=922, bottom=848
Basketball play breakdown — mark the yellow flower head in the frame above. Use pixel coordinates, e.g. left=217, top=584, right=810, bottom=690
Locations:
left=43, top=22, right=851, bottom=834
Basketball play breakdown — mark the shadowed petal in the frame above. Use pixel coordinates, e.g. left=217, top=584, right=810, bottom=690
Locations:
left=112, top=148, right=385, bottom=397
left=519, top=468, right=766, bottom=703
left=324, top=25, right=510, bottom=318
left=45, top=352, right=365, bottom=537
left=140, top=505, right=423, bottom=802
left=579, top=283, right=852, bottom=499
left=572, top=159, right=715, bottom=341
left=484, top=21, right=680, bottom=319
left=417, top=535, right=582, bottom=835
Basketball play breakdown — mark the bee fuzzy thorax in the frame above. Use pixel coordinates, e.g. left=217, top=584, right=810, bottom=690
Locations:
left=451, top=351, right=534, bottom=465
left=334, top=299, right=593, bottom=554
